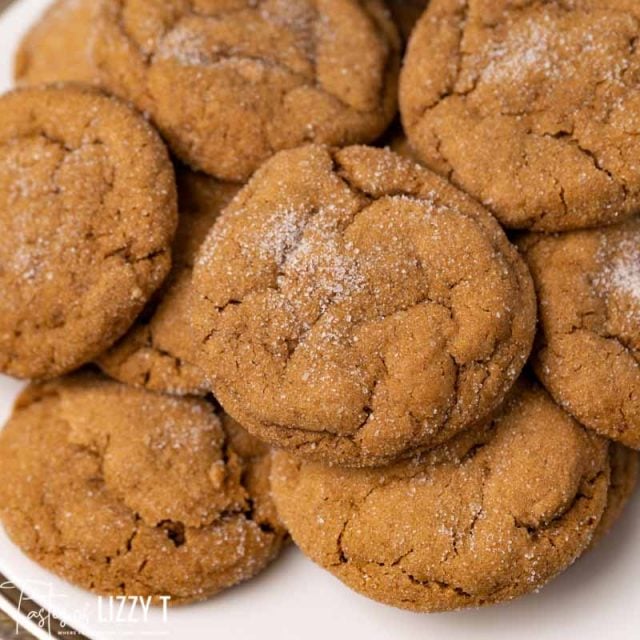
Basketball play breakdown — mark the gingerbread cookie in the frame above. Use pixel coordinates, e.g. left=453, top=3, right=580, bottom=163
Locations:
left=15, top=0, right=98, bottom=86
left=191, top=144, right=536, bottom=467
left=592, top=444, right=639, bottom=546
left=520, top=219, right=640, bottom=449
left=400, top=0, right=640, bottom=231
left=271, top=381, right=610, bottom=612
left=91, top=0, right=400, bottom=181
left=387, top=0, right=429, bottom=42
left=0, top=374, right=286, bottom=604
left=98, top=170, right=239, bottom=396
left=0, top=85, right=176, bottom=380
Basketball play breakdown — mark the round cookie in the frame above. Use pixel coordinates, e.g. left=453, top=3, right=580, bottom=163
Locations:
left=14, top=0, right=99, bottom=86
left=387, top=0, right=429, bottom=42
left=98, top=170, right=239, bottom=396
left=270, top=381, right=611, bottom=612
left=520, top=219, right=640, bottom=449
left=0, top=85, right=177, bottom=380
left=400, top=0, right=640, bottom=231
left=592, top=444, right=639, bottom=546
left=0, top=374, right=286, bottom=604
left=191, top=144, right=536, bottom=467
left=91, top=0, right=401, bottom=181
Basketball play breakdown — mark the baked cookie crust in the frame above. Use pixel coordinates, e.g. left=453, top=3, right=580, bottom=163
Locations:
left=98, top=170, right=239, bottom=396
left=401, top=0, right=640, bottom=231
left=271, top=381, right=610, bottom=611
left=191, top=144, right=536, bottom=466
left=0, top=85, right=177, bottom=379
left=0, top=374, right=286, bottom=604
left=521, top=219, right=640, bottom=449
left=92, top=0, right=401, bottom=181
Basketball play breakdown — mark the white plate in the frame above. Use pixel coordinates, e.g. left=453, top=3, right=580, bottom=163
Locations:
left=0, top=2, right=639, bottom=639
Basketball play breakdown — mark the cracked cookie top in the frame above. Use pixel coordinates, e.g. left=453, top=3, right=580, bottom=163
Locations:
left=0, top=86, right=177, bottom=380
left=400, top=0, right=640, bottom=231
left=520, top=218, right=640, bottom=449
left=91, top=0, right=401, bottom=181
left=15, top=0, right=99, bottom=86
left=270, top=380, right=610, bottom=612
left=191, top=144, right=536, bottom=467
left=0, top=374, right=286, bottom=604
left=98, top=170, right=239, bottom=396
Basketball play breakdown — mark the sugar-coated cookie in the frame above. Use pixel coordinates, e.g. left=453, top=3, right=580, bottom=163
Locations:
left=271, top=381, right=610, bottom=612
left=98, top=170, right=239, bottom=396
left=0, top=374, right=286, bottom=604
left=191, top=144, right=536, bottom=467
left=92, top=0, right=401, bottom=181
left=520, top=219, right=640, bottom=449
left=0, top=85, right=177, bottom=380
left=401, top=0, right=640, bottom=231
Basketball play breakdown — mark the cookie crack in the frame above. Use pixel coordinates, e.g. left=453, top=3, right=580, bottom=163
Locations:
left=413, top=0, right=470, bottom=122
left=402, top=573, right=473, bottom=599
left=512, top=469, right=606, bottom=540
left=541, top=131, right=628, bottom=197
left=157, top=520, right=186, bottom=547
left=333, top=484, right=379, bottom=565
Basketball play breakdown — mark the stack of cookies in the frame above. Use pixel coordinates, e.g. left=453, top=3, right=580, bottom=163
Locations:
left=0, top=0, right=638, bottom=613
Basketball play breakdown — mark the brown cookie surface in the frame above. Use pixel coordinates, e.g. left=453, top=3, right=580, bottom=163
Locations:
left=271, top=381, right=610, bottom=612
left=0, top=374, right=286, bottom=604
left=0, top=85, right=177, bottom=380
left=400, top=0, right=640, bottom=231
left=592, top=444, right=639, bottom=546
left=98, top=170, right=239, bottom=396
left=92, top=0, right=400, bottom=181
left=520, top=219, right=640, bottom=449
left=14, top=0, right=99, bottom=86
left=191, top=144, right=536, bottom=467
